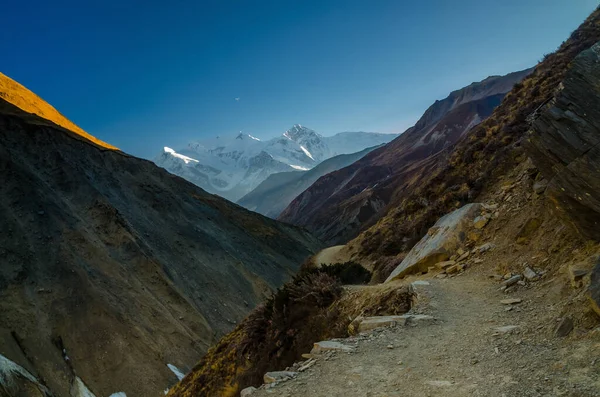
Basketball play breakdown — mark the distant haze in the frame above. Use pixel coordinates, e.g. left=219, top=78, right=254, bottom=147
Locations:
left=1, top=0, right=597, bottom=158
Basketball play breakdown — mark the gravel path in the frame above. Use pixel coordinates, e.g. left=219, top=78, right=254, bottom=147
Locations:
left=252, top=271, right=600, bottom=397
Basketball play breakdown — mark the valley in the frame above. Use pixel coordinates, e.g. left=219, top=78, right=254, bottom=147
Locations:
left=2, top=3, right=600, bottom=397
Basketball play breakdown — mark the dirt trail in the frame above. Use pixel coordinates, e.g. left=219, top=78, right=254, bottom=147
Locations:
left=253, top=270, right=600, bottom=397
left=313, top=245, right=347, bottom=266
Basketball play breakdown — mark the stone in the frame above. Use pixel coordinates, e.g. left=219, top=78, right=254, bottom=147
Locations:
left=311, top=341, right=354, bottom=354
left=357, top=316, right=409, bottom=332
left=589, top=262, right=600, bottom=316
left=241, top=386, right=258, bottom=396
left=523, top=267, right=538, bottom=281
left=356, top=314, right=434, bottom=332
left=445, top=264, right=463, bottom=275
left=502, top=275, right=522, bottom=287
left=386, top=203, right=483, bottom=281
left=264, top=371, right=298, bottom=384
left=473, top=215, right=489, bottom=229
left=533, top=179, right=548, bottom=194
left=298, top=359, right=317, bottom=372
left=435, top=260, right=456, bottom=270
left=482, top=203, right=499, bottom=211
left=569, top=266, right=589, bottom=288
left=554, top=317, right=574, bottom=337
left=476, top=243, right=494, bottom=253
left=501, top=298, right=522, bottom=305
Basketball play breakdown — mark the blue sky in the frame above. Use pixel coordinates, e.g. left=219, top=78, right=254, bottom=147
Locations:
left=1, top=0, right=597, bottom=158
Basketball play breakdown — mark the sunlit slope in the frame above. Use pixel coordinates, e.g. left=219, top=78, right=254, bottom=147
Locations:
left=0, top=72, right=117, bottom=150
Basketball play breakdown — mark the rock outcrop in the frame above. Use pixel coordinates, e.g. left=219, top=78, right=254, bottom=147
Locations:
left=385, top=204, right=483, bottom=282
left=527, top=41, right=600, bottom=240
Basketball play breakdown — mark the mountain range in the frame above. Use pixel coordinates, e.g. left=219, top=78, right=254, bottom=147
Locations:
left=278, top=68, right=533, bottom=245
left=154, top=126, right=396, bottom=202
left=237, top=145, right=382, bottom=218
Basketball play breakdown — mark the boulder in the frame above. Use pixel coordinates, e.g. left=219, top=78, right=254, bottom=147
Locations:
left=526, top=42, right=600, bottom=240
left=590, top=261, right=600, bottom=316
left=386, top=203, right=483, bottom=282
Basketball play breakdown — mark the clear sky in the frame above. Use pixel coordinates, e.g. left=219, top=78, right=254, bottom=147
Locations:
left=1, top=0, right=597, bottom=158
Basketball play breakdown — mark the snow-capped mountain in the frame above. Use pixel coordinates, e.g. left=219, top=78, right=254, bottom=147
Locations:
left=154, top=125, right=397, bottom=202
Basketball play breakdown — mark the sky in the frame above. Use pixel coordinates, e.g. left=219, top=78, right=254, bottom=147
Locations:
left=1, top=0, right=597, bottom=159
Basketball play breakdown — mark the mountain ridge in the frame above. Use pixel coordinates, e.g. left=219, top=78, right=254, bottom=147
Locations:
left=155, top=126, right=397, bottom=202
left=278, top=68, right=532, bottom=245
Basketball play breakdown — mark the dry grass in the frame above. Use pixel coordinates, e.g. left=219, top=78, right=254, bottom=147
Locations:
left=166, top=263, right=411, bottom=397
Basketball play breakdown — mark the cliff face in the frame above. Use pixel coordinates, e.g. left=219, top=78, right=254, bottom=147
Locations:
left=278, top=70, right=531, bottom=245
left=527, top=41, right=600, bottom=240
left=0, top=90, right=321, bottom=396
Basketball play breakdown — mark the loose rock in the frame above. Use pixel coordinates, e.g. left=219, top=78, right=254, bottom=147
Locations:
left=502, top=275, right=522, bottom=287
left=264, top=371, right=298, bottom=384
left=554, top=317, right=574, bottom=337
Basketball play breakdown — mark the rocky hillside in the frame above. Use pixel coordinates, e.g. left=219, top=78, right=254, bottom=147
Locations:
left=155, top=125, right=396, bottom=202
left=0, top=77, right=322, bottom=397
left=237, top=145, right=381, bottom=218
left=527, top=41, right=600, bottom=241
left=278, top=69, right=531, bottom=245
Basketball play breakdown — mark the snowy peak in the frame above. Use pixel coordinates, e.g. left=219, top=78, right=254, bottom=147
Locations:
left=155, top=126, right=397, bottom=202
left=283, top=124, right=322, bottom=141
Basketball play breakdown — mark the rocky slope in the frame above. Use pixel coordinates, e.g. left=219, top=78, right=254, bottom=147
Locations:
left=154, top=126, right=396, bottom=202
left=237, top=145, right=381, bottom=218
left=278, top=69, right=532, bottom=245
left=526, top=41, right=600, bottom=241
left=0, top=77, right=322, bottom=397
